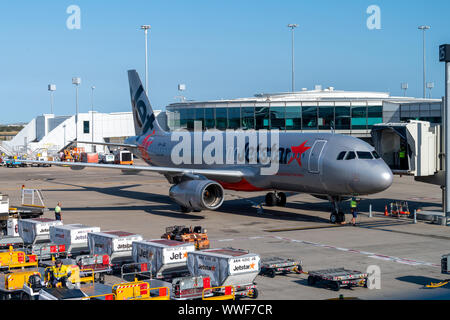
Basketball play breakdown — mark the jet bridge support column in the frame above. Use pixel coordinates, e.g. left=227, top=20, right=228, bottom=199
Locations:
left=440, top=44, right=450, bottom=225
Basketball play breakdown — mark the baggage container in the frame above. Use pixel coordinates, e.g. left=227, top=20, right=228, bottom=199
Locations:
left=18, top=218, right=63, bottom=244
left=50, top=224, right=100, bottom=255
left=81, top=153, right=99, bottom=164
left=187, top=248, right=260, bottom=287
left=88, top=231, right=143, bottom=266
left=132, top=239, right=195, bottom=278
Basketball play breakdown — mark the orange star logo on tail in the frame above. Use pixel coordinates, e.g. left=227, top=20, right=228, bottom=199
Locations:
left=288, top=141, right=311, bottom=167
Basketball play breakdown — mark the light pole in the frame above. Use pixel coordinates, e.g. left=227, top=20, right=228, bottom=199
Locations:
left=401, top=82, right=408, bottom=97
left=427, top=82, right=434, bottom=98
left=141, top=25, right=151, bottom=95
left=418, top=25, right=431, bottom=98
left=48, top=84, right=56, bottom=114
left=287, top=24, right=298, bottom=93
left=91, top=86, right=95, bottom=151
left=72, top=77, right=81, bottom=146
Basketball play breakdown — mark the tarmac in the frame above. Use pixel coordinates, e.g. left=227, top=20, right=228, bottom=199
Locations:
left=2, top=160, right=450, bottom=300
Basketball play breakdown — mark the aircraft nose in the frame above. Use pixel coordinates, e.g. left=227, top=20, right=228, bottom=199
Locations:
left=351, top=162, right=393, bottom=195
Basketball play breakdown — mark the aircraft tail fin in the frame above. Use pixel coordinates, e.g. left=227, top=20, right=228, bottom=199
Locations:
left=127, top=70, right=165, bottom=136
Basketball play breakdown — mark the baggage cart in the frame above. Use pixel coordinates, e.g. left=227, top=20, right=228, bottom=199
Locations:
left=18, top=218, right=63, bottom=245
left=307, top=268, right=369, bottom=291
left=187, top=247, right=260, bottom=299
left=259, top=257, right=302, bottom=278
left=88, top=231, right=143, bottom=267
left=132, top=239, right=195, bottom=279
left=50, top=224, right=100, bottom=256
left=0, top=236, right=24, bottom=250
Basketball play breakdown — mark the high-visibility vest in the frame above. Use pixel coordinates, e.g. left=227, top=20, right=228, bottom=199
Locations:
left=55, top=206, right=61, bottom=214
left=51, top=265, right=69, bottom=279
left=351, top=200, right=357, bottom=208
left=399, top=151, right=406, bottom=159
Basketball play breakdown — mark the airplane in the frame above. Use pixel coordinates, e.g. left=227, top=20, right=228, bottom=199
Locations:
left=23, top=70, right=393, bottom=223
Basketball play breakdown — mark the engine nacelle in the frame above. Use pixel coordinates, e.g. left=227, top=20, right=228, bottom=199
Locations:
left=169, top=180, right=224, bottom=211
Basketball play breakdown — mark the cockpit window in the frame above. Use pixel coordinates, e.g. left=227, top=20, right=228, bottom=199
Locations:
left=357, top=151, right=373, bottom=160
left=345, top=151, right=356, bottom=160
left=337, top=151, right=347, bottom=160
left=372, top=151, right=381, bottom=159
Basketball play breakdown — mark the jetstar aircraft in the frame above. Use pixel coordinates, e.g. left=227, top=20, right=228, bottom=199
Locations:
left=23, top=70, right=393, bottom=223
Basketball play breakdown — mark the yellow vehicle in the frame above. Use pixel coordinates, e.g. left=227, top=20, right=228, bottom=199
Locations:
left=162, top=226, right=210, bottom=250
left=0, top=247, right=38, bottom=270
left=82, top=280, right=170, bottom=300
left=0, top=269, right=41, bottom=300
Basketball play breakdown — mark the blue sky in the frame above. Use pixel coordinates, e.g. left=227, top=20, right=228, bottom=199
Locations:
left=1, top=0, right=449, bottom=123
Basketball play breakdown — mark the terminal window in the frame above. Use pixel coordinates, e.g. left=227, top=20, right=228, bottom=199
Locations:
left=83, top=121, right=90, bottom=134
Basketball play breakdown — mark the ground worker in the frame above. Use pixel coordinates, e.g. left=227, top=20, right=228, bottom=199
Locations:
left=45, top=259, right=72, bottom=288
left=54, top=202, right=62, bottom=221
left=350, top=197, right=359, bottom=226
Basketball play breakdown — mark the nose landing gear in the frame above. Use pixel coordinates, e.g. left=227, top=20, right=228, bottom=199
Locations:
left=329, top=196, right=346, bottom=224
left=265, top=192, right=287, bottom=207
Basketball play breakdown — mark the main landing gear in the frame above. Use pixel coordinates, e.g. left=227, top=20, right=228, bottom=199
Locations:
left=329, top=196, right=346, bottom=224
left=265, top=192, right=287, bottom=207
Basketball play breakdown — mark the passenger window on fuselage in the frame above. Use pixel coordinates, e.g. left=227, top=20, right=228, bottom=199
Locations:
left=337, top=151, right=347, bottom=160
left=357, top=151, right=373, bottom=160
left=345, top=151, right=356, bottom=160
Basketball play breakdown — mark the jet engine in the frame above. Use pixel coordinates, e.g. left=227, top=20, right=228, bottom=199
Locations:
left=169, top=180, right=224, bottom=212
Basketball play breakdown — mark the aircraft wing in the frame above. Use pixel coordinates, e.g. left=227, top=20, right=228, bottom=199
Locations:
left=72, top=141, right=138, bottom=148
left=20, top=160, right=245, bottom=179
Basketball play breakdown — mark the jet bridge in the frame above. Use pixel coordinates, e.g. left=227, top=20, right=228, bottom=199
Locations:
left=371, top=120, right=444, bottom=186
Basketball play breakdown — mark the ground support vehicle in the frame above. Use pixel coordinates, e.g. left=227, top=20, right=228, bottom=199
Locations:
left=0, top=247, right=38, bottom=271
left=187, top=248, right=260, bottom=299
left=0, top=269, right=41, bottom=300
left=162, top=226, right=210, bottom=250
left=259, top=257, right=302, bottom=278
left=307, top=268, right=369, bottom=291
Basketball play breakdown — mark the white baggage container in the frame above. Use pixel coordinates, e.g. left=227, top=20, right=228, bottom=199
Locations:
left=50, top=224, right=101, bottom=255
left=18, top=218, right=63, bottom=244
left=132, top=239, right=195, bottom=278
left=88, top=231, right=143, bottom=265
left=7, top=219, right=19, bottom=237
left=187, top=248, right=260, bottom=287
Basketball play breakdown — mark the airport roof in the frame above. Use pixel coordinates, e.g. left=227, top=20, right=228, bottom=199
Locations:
left=168, top=87, right=441, bottom=107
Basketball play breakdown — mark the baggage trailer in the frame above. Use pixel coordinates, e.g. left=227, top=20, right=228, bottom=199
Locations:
left=187, top=248, right=260, bottom=299
left=50, top=224, right=100, bottom=256
left=132, top=239, right=195, bottom=280
left=307, top=268, right=369, bottom=291
left=259, top=257, right=302, bottom=278
left=88, top=231, right=143, bottom=268
left=0, top=269, right=41, bottom=300
left=18, top=218, right=63, bottom=245
left=0, top=235, right=24, bottom=250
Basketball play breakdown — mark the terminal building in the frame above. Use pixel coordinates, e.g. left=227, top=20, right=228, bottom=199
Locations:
left=165, top=86, right=442, bottom=142
left=0, top=86, right=442, bottom=156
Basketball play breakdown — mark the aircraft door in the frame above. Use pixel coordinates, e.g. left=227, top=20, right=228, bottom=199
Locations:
left=308, top=140, right=327, bottom=174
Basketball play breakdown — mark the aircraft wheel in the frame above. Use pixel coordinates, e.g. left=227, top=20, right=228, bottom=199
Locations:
left=276, top=192, right=287, bottom=207
left=330, top=213, right=338, bottom=224
left=265, top=193, right=276, bottom=207
left=180, top=206, right=192, bottom=213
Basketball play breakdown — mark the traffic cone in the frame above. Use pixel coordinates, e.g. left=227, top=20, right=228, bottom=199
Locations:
left=384, top=205, right=389, bottom=216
